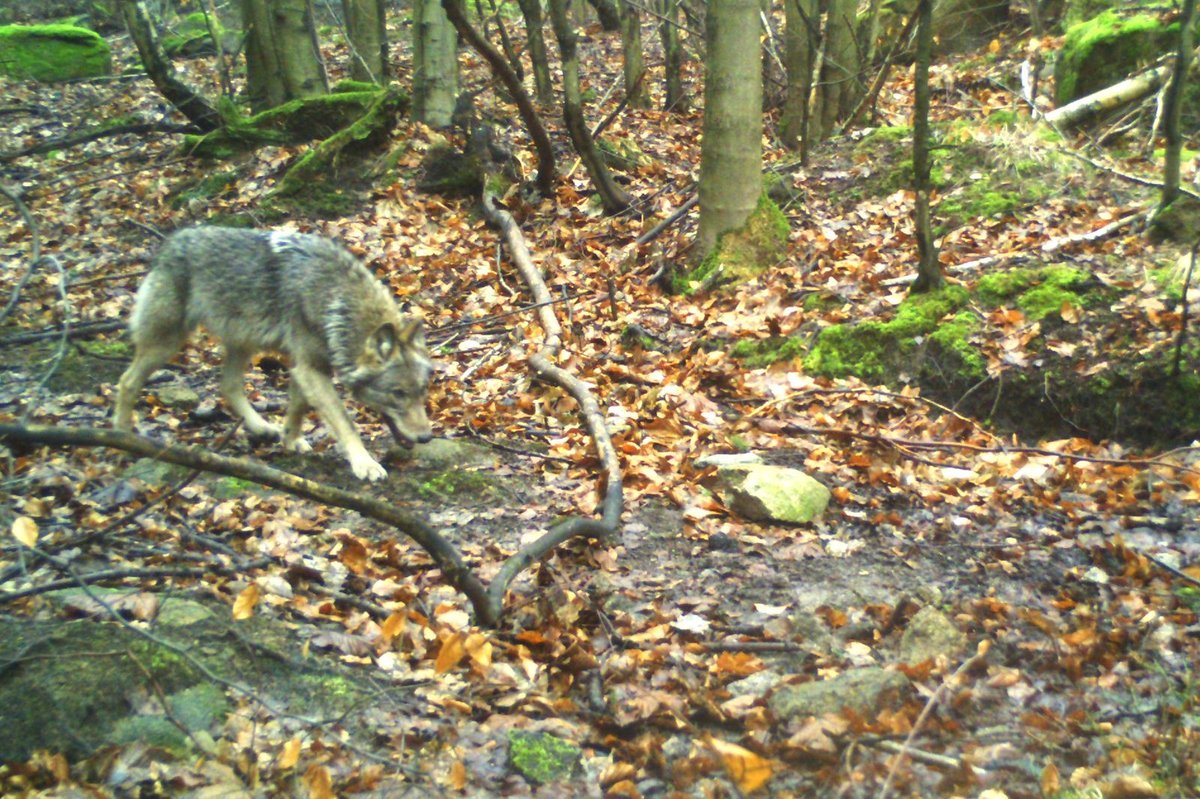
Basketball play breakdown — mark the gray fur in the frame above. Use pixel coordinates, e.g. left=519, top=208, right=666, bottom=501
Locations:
left=113, top=226, right=433, bottom=481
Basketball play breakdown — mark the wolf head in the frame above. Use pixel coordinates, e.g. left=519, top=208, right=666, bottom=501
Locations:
left=349, top=317, right=434, bottom=445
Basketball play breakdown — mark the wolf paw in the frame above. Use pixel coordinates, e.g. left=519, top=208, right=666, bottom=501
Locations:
left=350, top=453, right=388, bottom=482
left=285, top=437, right=313, bottom=453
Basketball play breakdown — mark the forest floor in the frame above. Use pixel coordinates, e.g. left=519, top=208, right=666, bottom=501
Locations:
left=1, top=10, right=1200, bottom=799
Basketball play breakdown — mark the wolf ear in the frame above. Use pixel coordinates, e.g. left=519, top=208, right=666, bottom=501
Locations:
left=397, top=317, right=426, bottom=347
left=373, top=323, right=397, bottom=359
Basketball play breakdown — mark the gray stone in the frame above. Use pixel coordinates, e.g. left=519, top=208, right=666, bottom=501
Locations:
left=726, top=670, right=782, bottom=698
left=408, top=437, right=496, bottom=468
left=154, top=384, right=200, bottom=408
left=694, top=452, right=763, bottom=469
left=715, top=464, right=831, bottom=524
left=898, top=606, right=967, bottom=665
left=769, top=668, right=911, bottom=720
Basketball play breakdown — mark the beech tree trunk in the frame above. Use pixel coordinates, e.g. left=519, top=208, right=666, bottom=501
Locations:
left=812, top=0, right=860, bottom=140
left=342, top=0, right=388, bottom=83
left=119, top=0, right=221, bottom=130
left=697, top=0, right=762, bottom=255
left=517, top=0, right=554, bottom=104
left=548, top=0, right=633, bottom=212
left=780, top=0, right=816, bottom=153
left=909, top=0, right=942, bottom=293
left=657, top=0, right=685, bottom=111
left=1161, top=0, right=1197, bottom=209
left=620, top=0, right=648, bottom=107
left=585, top=0, right=621, bottom=30
left=441, top=0, right=557, bottom=195
left=414, top=0, right=458, bottom=125
left=241, top=0, right=327, bottom=110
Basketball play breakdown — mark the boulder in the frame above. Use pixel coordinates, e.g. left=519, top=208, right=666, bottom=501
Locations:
left=714, top=463, right=831, bottom=524
left=769, top=668, right=911, bottom=720
left=0, top=24, right=110, bottom=81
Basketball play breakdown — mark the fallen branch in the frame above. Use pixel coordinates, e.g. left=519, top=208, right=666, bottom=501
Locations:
left=1044, top=46, right=1200, bottom=129
left=0, top=183, right=41, bottom=325
left=0, top=423, right=620, bottom=626
left=0, top=121, right=196, bottom=162
left=0, top=319, right=124, bottom=347
left=479, top=192, right=624, bottom=541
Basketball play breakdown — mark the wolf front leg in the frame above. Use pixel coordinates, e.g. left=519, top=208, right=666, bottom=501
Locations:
left=220, top=346, right=284, bottom=440
left=290, top=362, right=387, bottom=481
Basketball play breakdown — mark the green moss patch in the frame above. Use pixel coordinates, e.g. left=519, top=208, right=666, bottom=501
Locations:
left=1055, top=11, right=1168, bottom=104
left=0, top=24, right=111, bottom=81
left=675, top=194, right=789, bottom=293
left=730, top=336, right=807, bottom=368
left=508, top=730, right=581, bottom=785
left=804, top=286, right=973, bottom=383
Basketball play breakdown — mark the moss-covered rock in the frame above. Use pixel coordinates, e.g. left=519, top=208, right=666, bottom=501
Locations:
left=162, top=11, right=237, bottom=58
left=1055, top=11, right=1168, bottom=104
left=508, top=730, right=581, bottom=785
left=0, top=23, right=110, bottom=81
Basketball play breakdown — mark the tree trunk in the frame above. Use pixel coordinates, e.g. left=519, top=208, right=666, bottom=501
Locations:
left=813, top=0, right=859, bottom=140
left=441, top=0, right=557, bottom=196
left=780, top=0, right=816, bottom=153
left=697, top=0, right=762, bottom=255
left=658, top=0, right=686, bottom=111
left=517, top=0, right=555, bottom=105
left=1161, top=0, right=1197, bottom=210
left=342, top=0, right=388, bottom=83
left=585, top=0, right=621, bottom=30
left=242, top=0, right=327, bottom=108
left=270, top=0, right=328, bottom=99
left=548, top=0, right=633, bottom=212
left=620, top=0, right=648, bottom=107
left=119, top=0, right=221, bottom=131
left=909, top=0, right=942, bottom=293
left=414, top=0, right=458, bottom=125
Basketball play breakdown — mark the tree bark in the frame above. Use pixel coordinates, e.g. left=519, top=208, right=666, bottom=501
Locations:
left=780, top=0, right=816, bottom=153
left=271, top=0, right=328, bottom=99
left=240, top=0, right=284, bottom=110
left=813, top=0, right=859, bottom=140
left=697, top=0, right=762, bottom=255
left=658, top=0, right=686, bottom=111
left=414, top=0, right=458, bottom=125
left=517, top=0, right=555, bottom=105
left=342, top=0, right=388, bottom=83
left=119, top=0, right=221, bottom=131
left=909, top=0, right=942, bottom=293
left=1161, top=0, right=1197, bottom=209
left=620, top=0, right=648, bottom=108
left=548, top=0, right=632, bottom=213
left=441, top=0, right=557, bottom=196
left=585, top=0, right=622, bottom=30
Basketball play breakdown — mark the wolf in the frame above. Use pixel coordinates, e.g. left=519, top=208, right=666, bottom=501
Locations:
left=113, top=226, right=434, bottom=481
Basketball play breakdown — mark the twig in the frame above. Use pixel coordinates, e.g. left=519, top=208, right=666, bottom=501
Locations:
left=636, top=193, right=699, bottom=247
left=1172, top=239, right=1198, bottom=378
left=0, top=319, right=124, bottom=347
left=877, top=641, right=989, bottom=799
left=0, top=183, right=42, bottom=325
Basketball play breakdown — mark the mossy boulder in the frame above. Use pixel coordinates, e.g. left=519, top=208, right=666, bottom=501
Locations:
left=0, top=24, right=110, bottom=81
left=1055, top=11, right=1169, bottom=104
left=162, top=11, right=238, bottom=58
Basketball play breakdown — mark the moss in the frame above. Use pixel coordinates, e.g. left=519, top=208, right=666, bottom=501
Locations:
left=676, top=193, right=789, bottom=293
left=173, top=169, right=240, bottom=208
left=928, top=312, right=986, bottom=379
left=418, top=469, right=502, bottom=499
left=1018, top=283, right=1083, bottom=321
left=1056, top=12, right=1166, bottom=103
left=730, top=335, right=807, bottom=368
left=804, top=286, right=969, bottom=381
left=0, top=24, right=111, bottom=81
left=108, top=716, right=190, bottom=754
left=986, top=109, right=1019, bottom=127
left=508, top=730, right=581, bottom=785
left=162, top=11, right=229, bottom=58
left=332, top=79, right=380, bottom=93
left=977, top=267, right=1039, bottom=303
left=1150, top=197, right=1200, bottom=243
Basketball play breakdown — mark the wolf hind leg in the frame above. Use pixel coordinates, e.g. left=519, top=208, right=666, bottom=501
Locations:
left=114, top=335, right=185, bottom=430
left=220, top=346, right=283, bottom=440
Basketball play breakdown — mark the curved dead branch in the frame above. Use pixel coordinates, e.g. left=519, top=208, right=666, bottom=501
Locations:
left=0, top=424, right=503, bottom=625
left=0, top=183, right=41, bottom=325
left=478, top=192, right=624, bottom=548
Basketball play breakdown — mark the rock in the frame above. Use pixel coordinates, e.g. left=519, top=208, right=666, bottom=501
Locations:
left=768, top=668, right=910, bottom=721
left=694, top=452, right=763, bottom=469
left=407, top=437, right=496, bottom=468
left=508, top=730, right=581, bottom=785
left=714, top=464, right=831, bottom=524
left=726, top=670, right=782, bottom=698
left=0, top=24, right=110, bottom=81
left=154, top=384, right=200, bottom=409
left=1055, top=11, right=1169, bottom=104
left=898, top=606, right=967, bottom=666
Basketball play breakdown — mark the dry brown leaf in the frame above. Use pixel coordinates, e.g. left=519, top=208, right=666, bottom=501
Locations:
left=278, top=738, right=302, bottom=770
left=303, top=764, right=335, bottom=799
left=436, top=631, right=467, bottom=674
left=232, top=584, right=260, bottom=621
left=704, top=735, right=773, bottom=794
left=11, top=516, right=38, bottom=547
